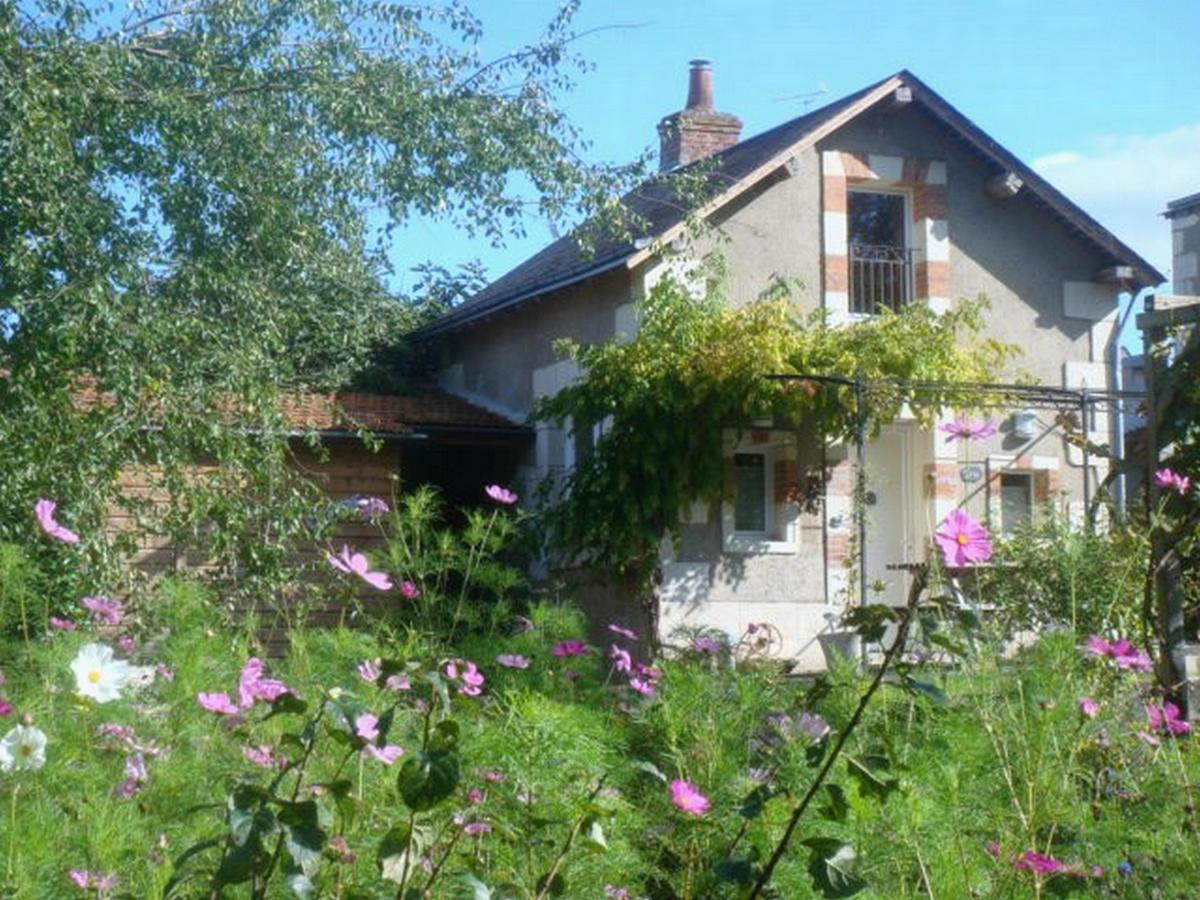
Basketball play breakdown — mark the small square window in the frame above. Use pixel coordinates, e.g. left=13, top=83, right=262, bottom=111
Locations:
left=1000, top=473, right=1033, bottom=535
left=733, top=453, right=768, bottom=533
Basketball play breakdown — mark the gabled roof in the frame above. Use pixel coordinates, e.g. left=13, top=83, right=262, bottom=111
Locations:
left=420, top=70, right=1163, bottom=337
left=1166, top=192, right=1200, bottom=217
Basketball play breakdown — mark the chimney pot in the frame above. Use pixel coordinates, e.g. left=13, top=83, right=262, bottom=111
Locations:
left=658, top=60, right=742, bottom=171
left=686, top=59, right=714, bottom=110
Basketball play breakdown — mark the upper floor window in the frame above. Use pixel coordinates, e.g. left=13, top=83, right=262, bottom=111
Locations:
left=847, top=189, right=913, bottom=314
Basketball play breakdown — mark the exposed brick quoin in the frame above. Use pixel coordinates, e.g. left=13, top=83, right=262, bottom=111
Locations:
left=825, top=255, right=849, bottom=292
left=924, top=463, right=959, bottom=500
left=826, top=533, right=851, bottom=563
left=826, top=461, right=855, bottom=495
left=822, top=176, right=848, bottom=212
left=774, top=459, right=800, bottom=503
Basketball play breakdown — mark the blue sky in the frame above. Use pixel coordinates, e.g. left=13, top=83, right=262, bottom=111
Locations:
left=390, top=0, right=1200, bottom=296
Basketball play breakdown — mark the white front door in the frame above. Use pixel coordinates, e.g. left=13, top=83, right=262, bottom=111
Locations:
left=862, top=428, right=912, bottom=607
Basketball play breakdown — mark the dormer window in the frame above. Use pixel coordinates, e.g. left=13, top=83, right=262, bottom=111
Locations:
left=847, top=189, right=913, bottom=314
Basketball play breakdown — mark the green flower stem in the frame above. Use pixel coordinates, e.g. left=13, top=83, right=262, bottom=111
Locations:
left=747, top=567, right=925, bottom=900
left=532, top=778, right=606, bottom=900
left=5, top=783, right=18, bottom=881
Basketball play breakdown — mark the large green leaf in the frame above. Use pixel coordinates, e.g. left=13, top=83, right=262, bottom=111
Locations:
left=801, top=838, right=866, bottom=899
left=397, top=750, right=460, bottom=811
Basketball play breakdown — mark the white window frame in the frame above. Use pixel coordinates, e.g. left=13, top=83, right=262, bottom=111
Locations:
left=845, top=186, right=914, bottom=320
left=722, top=440, right=799, bottom=555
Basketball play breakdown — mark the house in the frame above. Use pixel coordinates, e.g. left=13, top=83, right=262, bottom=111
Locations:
left=417, top=64, right=1163, bottom=669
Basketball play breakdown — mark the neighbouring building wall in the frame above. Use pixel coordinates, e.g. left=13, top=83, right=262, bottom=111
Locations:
left=1168, top=194, right=1200, bottom=296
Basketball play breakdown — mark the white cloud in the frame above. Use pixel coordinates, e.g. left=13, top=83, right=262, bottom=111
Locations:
left=1032, top=123, right=1200, bottom=287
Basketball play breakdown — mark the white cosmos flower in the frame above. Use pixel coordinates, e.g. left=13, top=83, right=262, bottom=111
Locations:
left=0, top=725, right=47, bottom=771
left=70, top=643, right=135, bottom=704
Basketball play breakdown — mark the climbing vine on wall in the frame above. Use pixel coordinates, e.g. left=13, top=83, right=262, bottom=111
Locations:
left=536, top=261, right=1017, bottom=581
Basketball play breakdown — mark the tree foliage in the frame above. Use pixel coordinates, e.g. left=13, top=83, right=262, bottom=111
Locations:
left=0, top=0, right=638, bottom=596
left=536, top=265, right=1016, bottom=577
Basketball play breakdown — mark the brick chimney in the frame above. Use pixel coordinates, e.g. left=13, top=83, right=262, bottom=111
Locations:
left=657, top=60, right=743, bottom=171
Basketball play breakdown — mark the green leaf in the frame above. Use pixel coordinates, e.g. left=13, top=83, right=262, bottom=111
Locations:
left=817, top=784, right=849, bottom=823
left=263, top=693, right=308, bottom=720
left=845, top=755, right=900, bottom=802
left=582, top=819, right=608, bottom=852
left=397, top=750, right=460, bottom=811
left=841, top=605, right=898, bottom=642
left=377, top=823, right=430, bottom=885
left=430, top=719, right=460, bottom=752
left=740, top=784, right=773, bottom=819
left=630, top=759, right=667, bottom=781
left=900, top=675, right=949, bottom=705
left=278, top=801, right=326, bottom=876
left=801, top=838, right=866, bottom=898
left=460, top=875, right=493, bottom=900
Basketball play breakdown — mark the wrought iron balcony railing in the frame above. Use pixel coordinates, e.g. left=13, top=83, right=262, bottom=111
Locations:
left=849, top=244, right=914, bottom=314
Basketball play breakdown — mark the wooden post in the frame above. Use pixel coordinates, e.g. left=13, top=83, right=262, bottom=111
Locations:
left=1137, top=295, right=1200, bottom=692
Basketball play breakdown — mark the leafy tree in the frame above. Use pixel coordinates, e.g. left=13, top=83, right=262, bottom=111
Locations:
left=0, top=0, right=640, bottom=599
left=537, top=264, right=1016, bottom=582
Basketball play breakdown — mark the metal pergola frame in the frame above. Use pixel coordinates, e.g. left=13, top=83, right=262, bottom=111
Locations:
left=765, top=372, right=1145, bottom=614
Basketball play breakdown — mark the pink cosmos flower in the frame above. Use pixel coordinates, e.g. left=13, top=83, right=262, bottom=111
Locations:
left=1154, top=467, right=1192, bottom=496
left=496, top=654, right=530, bottom=669
left=634, top=662, right=662, bottom=681
left=552, top=640, right=590, bottom=658
left=1013, top=851, right=1067, bottom=875
left=797, top=712, right=831, bottom=741
left=364, top=744, right=404, bottom=765
left=463, top=821, right=492, bottom=836
left=692, top=636, right=721, bottom=655
left=1082, top=636, right=1153, bottom=672
left=604, top=887, right=632, bottom=900
left=112, top=778, right=141, bottom=800
left=1146, top=701, right=1191, bottom=736
left=327, top=544, right=393, bottom=591
left=669, top=779, right=710, bottom=816
left=354, top=713, right=380, bottom=742
left=1078, top=697, right=1100, bottom=719
left=1137, top=730, right=1162, bottom=747
left=0, top=699, right=12, bottom=717
left=444, top=659, right=485, bottom=696
left=985, top=841, right=1002, bottom=859
left=629, top=676, right=656, bottom=697
left=154, top=664, right=174, bottom=682
left=197, top=692, right=240, bottom=715
left=49, top=616, right=77, bottom=631
left=68, top=869, right=119, bottom=891
left=399, top=580, right=421, bottom=599
left=243, top=745, right=280, bottom=768
left=237, top=658, right=290, bottom=708
left=35, top=499, right=80, bottom=544
left=116, top=635, right=135, bottom=655
left=609, top=645, right=633, bottom=673
left=357, top=659, right=381, bottom=683
left=934, top=509, right=994, bottom=568
left=357, top=497, right=390, bottom=521
left=483, top=769, right=505, bottom=783
left=81, top=596, right=123, bottom=626
left=484, top=484, right=518, bottom=505
left=467, top=787, right=485, bottom=805
left=938, top=417, right=998, bottom=443
left=608, top=624, right=638, bottom=641
left=385, top=674, right=411, bottom=691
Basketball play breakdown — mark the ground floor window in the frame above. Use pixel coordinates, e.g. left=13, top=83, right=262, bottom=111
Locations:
left=733, top=452, right=769, bottom=533
left=999, top=472, right=1033, bottom=535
